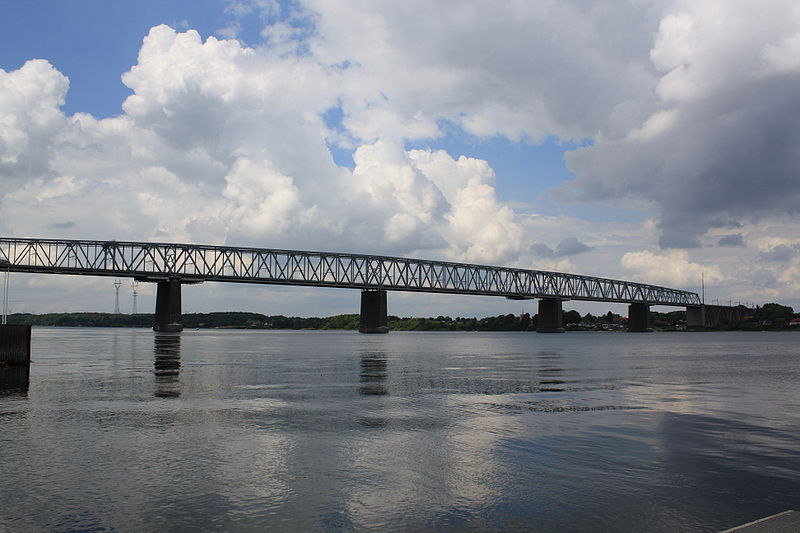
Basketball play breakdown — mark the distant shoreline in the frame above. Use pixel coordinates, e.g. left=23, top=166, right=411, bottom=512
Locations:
left=4, top=308, right=797, bottom=332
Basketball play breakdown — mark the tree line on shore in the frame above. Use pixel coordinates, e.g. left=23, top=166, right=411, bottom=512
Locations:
left=5, top=303, right=797, bottom=331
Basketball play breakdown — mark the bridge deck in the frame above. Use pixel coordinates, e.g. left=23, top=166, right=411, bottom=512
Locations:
left=0, top=238, right=701, bottom=306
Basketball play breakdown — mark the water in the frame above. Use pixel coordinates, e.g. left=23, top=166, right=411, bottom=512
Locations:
left=1, top=329, right=799, bottom=532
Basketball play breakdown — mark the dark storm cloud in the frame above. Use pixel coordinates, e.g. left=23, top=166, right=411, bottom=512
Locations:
left=555, top=237, right=591, bottom=256
left=760, top=244, right=796, bottom=262
left=557, top=3, right=800, bottom=249
left=531, top=243, right=555, bottom=257
left=752, top=270, right=779, bottom=288
left=532, top=237, right=591, bottom=257
left=50, top=221, right=76, bottom=229
left=718, top=234, right=744, bottom=247
left=562, top=76, right=800, bottom=248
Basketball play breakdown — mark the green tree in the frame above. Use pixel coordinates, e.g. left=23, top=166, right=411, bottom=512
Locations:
left=754, top=303, right=794, bottom=328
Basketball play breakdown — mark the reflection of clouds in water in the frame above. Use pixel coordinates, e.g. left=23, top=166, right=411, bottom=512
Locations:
left=340, top=354, right=515, bottom=527
left=153, top=334, right=181, bottom=398
left=339, top=397, right=514, bottom=527
left=4, top=328, right=799, bottom=531
left=618, top=335, right=800, bottom=420
left=654, top=412, right=800, bottom=529
left=334, top=338, right=690, bottom=528
left=213, top=431, right=296, bottom=520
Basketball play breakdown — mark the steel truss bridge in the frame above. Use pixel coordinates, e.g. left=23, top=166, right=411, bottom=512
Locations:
left=0, top=237, right=701, bottom=306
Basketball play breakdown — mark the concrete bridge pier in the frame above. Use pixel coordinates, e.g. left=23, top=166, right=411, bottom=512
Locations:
left=686, top=305, right=705, bottom=330
left=537, top=298, right=564, bottom=333
left=627, top=303, right=650, bottom=332
left=686, top=304, right=750, bottom=330
left=359, top=289, right=388, bottom=334
left=154, top=279, right=182, bottom=332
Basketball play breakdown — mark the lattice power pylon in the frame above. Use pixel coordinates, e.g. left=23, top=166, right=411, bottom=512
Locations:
left=113, top=279, right=122, bottom=314
left=131, top=280, right=139, bottom=314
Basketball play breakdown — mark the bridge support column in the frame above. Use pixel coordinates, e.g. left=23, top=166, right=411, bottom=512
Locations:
left=537, top=298, right=564, bottom=333
left=359, top=289, right=388, bottom=334
left=0, top=325, right=31, bottom=366
left=627, top=303, right=650, bottom=332
left=686, top=305, right=705, bottom=331
left=154, top=280, right=182, bottom=332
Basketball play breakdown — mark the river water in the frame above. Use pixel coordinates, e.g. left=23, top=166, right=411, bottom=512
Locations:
left=1, top=329, right=799, bottom=532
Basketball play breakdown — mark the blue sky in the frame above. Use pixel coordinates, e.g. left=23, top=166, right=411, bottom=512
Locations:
left=0, top=1, right=299, bottom=116
left=0, top=0, right=638, bottom=221
left=1, top=1, right=223, bottom=116
left=1, top=1, right=799, bottom=315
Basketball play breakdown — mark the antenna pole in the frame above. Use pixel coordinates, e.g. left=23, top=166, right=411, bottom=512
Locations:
left=701, top=271, right=705, bottom=305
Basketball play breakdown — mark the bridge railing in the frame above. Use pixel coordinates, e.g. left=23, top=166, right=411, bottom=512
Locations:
left=0, top=237, right=702, bottom=306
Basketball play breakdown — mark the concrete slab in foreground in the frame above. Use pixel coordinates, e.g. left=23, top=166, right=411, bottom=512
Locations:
left=720, top=511, right=800, bottom=533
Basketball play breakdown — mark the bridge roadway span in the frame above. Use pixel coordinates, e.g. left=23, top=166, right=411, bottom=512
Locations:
left=1, top=237, right=733, bottom=333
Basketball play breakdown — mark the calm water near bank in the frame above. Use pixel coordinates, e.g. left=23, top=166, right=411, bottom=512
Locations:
left=1, top=329, right=799, bottom=532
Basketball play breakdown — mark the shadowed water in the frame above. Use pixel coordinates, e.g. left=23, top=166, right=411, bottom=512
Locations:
left=1, top=329, right=799, bottom=532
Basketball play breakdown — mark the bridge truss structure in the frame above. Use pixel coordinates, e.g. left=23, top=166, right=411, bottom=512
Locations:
left=0, top=238, right=701, bottom=306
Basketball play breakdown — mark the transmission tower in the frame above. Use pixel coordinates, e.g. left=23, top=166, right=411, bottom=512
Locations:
left=131, top=280, right=139, bottom=314
left=113, top=280, right=122, bottom=314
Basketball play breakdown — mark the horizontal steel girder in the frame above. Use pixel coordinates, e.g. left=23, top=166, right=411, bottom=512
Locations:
left=0, top=237, right=701, bottom=306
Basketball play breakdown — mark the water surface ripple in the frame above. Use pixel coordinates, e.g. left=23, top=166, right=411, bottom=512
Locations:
left=1, top=329, right=799, bottom=532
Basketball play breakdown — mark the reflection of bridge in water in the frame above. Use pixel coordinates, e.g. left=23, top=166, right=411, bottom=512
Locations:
left=0, top=237, right=748, bottom=333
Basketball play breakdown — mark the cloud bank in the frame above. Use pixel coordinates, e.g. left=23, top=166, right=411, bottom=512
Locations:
left=560, top=0, right=800, bottom=249
left=2, top=0, right=800, bottom=313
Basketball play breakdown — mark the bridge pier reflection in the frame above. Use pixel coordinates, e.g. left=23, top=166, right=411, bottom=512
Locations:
left=0, top=365, right=29, bottom=396
left=359, top=351, right=388, bottom=396
left=537, top=298, right=564, bottom=333
left=153, top=333, right=182, bottom=398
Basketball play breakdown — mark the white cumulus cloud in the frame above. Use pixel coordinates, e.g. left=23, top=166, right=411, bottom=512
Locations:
left=3, top=1, right=800, bottom=313
left=621, top=249, right=722, bottom=287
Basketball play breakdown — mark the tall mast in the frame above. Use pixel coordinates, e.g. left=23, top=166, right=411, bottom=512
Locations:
left=701, top=271, right=705, bottom=305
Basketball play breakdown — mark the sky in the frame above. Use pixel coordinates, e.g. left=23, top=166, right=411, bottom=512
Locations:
left=1, top=0, right=800, bottom=318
